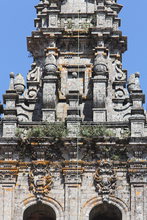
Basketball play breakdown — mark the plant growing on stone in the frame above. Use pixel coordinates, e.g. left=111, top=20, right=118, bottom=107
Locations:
left=66, top=20, right=73, bottom=29
left=16, top=123, right=68, bottom=139
left=80, top=125, right=114, bottom=137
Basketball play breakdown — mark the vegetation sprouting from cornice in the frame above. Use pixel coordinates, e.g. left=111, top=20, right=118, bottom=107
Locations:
left=80, top=125, right=115, bottom=138
left=15, top=123, right=68, bottom=140
left=16, top=124, right=116, bottom=140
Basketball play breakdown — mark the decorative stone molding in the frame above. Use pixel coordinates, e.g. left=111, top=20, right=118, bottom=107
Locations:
left=128, top=161, right=147, bottom=184
left=62, top=167, right=84, bottom=185
left=28, top=163, right=53, bottom=200
left=94, top=159, right=116, bottom=201
left=0, top=161, right=18, bottom=184
left=114, top=59, right=126, bottom=81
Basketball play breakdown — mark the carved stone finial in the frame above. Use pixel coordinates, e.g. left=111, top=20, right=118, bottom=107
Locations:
left=93, top=53, right=107, bottom=75
left=44, top=54, right=57, bottom=75
left=9, top=72, right=15, bottom=90
left=14, top=73, right=25, bottom=95
left=128, top=72, right=141, bottom=93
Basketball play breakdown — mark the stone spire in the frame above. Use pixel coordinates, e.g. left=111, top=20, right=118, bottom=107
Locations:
left=2, top=0, right=145, bottom=137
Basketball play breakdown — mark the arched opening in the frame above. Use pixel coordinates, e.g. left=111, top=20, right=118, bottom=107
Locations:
left=89, top=203, right=122, bottom=220
left=23, top=203, right=56, bottom=220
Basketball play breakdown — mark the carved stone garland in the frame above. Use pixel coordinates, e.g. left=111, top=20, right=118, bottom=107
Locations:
left=94, top=159, right=116, bottom=202
left=28, top=163, right=53, bottom=200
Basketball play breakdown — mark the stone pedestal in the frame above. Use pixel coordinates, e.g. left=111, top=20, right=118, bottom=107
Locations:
left=129, top=90, right=145, bottom=137
left=42, top=77, right=58, bottom=122
left=93, top=108, right=107, bottom=122
left=92, top=74, right=108, bottom=122
left=66, top=91, right=82, bottom=137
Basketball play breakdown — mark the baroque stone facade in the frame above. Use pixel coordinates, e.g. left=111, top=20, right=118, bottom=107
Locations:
left=0, top=0, right=147, bottom=219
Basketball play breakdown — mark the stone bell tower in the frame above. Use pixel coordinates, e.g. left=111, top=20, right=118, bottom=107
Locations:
left=0, top=0, right=147, bottom=220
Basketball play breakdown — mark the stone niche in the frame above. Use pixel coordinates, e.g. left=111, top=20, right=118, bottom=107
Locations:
left=60, top=65, right=91, bottom=97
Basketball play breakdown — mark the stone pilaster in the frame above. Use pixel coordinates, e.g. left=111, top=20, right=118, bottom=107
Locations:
left=128, top=161, right=147, bottom=220
left=62, top=167, right=83, bottom=220
left=2, top=73, right=18, bottom=137
left=92, top=53, right=108, bottom=122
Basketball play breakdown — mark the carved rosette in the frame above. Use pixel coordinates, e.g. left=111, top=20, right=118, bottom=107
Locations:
left=94, top=160, right=116, bottom=200
left=28, top=163, right=53, bottom=199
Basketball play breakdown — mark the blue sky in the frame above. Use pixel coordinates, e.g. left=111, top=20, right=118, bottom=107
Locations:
left=0, top=0, right=147, bottom=107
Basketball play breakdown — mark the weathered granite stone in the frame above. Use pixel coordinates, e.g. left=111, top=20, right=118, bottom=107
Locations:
left=0, top=0, right=146, bottom=220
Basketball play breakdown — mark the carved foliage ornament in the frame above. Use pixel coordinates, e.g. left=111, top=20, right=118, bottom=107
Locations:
left=94, top=160, right=116, bottom=196
left=28, top=163, right=53, bottom=198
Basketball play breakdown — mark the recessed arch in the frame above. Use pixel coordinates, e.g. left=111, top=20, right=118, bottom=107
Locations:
left=13, top=196, right=64, bottom=220
left=81, top=196, right=129, bottom=220
left=89, top=203, right=122, bottom=220
left=23, top=203, right=56, bottom=220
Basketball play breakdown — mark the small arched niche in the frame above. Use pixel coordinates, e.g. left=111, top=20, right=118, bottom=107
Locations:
left=23, top=203, right=56, bottom=220
left=89, top=203, right=122, bottom=220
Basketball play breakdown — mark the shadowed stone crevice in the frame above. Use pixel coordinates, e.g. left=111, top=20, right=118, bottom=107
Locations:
left=23, top=203, right=56, bottom=220
left=89, top=203, right=122, bottom=220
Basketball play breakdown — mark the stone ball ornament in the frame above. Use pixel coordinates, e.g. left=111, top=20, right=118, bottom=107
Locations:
left=14, top=73, right=25, bottom=95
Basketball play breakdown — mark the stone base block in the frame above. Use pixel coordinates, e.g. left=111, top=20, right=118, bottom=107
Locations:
left=130, top=117, right=145, bottom=137
left=42, top=109, right=56, bottom=122
left=3, top=121, right=17, bottom=137
left=93, top=109, right=107, bottom=122
left=66, top=116, right=81, bottom=137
